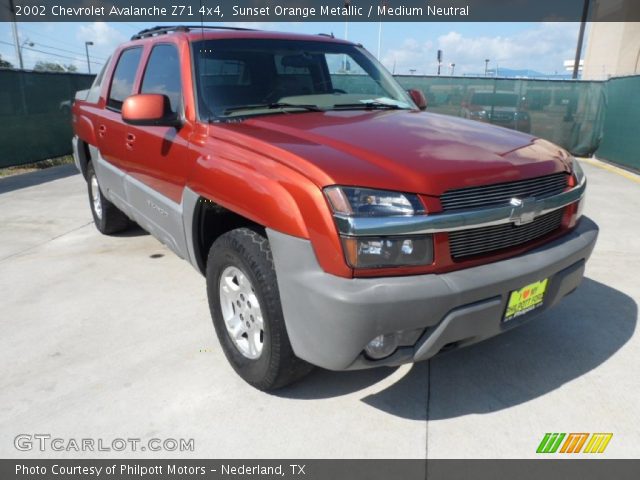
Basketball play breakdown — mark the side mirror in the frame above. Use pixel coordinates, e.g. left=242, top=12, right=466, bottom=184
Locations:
left=408, top=89, right=427, bottom=110
left=122, top=94, right=181, bottom=127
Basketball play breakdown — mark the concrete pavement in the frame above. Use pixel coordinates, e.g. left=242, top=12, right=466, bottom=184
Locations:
left=0, top=160, right=638, bottom=459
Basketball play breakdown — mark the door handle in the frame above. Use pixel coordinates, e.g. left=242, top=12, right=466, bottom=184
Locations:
left=125, top=132, right=136, bottom=151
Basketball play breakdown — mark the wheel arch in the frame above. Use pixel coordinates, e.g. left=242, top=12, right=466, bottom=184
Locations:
left=76, top=139, right=92, bottom=179
left=188, top=192, right=266, bottom=275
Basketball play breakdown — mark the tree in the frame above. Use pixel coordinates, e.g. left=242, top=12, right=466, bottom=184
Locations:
left=34, top=61, right=78, bottom=73
left=0, top=55, right=13, bottom=69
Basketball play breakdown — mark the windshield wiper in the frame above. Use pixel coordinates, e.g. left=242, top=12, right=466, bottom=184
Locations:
left=222, top=102, right=323, bottom=115
left=331, top=101, right=408, bottom=111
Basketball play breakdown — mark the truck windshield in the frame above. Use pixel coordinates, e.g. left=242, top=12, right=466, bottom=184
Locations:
left=191, top=38, right=414, bottom=120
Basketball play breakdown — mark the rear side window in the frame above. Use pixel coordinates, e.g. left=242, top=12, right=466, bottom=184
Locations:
left=86, top=56, right=110, bottom=103
left=141, top=44, right=182, bottom=114
left=107, top=47, right=143, bottom=110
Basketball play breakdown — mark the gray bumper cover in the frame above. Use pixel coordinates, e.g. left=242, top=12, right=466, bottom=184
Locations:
left=267, top=217, right=598, bottom=371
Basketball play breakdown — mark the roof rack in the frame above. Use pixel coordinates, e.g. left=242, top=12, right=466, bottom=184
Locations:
left=131, top=25, right=257, bottom=41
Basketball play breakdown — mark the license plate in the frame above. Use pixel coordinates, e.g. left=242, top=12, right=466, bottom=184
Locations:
left=504, top=278, right=549, bottom=322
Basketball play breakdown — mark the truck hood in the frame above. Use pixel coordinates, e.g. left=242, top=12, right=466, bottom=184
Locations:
left=219, top=110, right=571, bottom=196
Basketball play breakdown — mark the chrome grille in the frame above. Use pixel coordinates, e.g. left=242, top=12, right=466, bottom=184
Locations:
left=441, top=173, right=568, bottom=211
left=449, top=209, right=564, bottom=259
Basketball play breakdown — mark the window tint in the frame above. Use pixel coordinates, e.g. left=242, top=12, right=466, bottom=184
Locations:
left=193, top=39, right=412, bottom=118
left=108, top=47, right=142, bottom=110
left=199, top=57, right=250, bottom=87
left=141, top=44, right=182, bottom=114
left=86, top=56, right=110, bottom=103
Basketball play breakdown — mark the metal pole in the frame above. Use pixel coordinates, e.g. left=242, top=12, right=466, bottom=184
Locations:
left=85, top=42, right=93, bottom=74
left=377, top=21, right=382, bottom=60
left=8, top=0, right=23, bottom=69
left=573, top=0, right=590, bottom=79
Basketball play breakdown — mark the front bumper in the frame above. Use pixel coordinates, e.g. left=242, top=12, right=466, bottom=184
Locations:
left=267, top=216, right=598, bottom=371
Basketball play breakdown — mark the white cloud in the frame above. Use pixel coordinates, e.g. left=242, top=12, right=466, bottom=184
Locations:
left=382, top=23, right=580, bottom=76
left=77, top=22, right=126, bottom=52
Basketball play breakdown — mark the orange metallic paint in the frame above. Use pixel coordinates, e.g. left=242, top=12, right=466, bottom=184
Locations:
left=122, top=94, right=167, bottom=122
left=72, top=29, right=581, bottom=280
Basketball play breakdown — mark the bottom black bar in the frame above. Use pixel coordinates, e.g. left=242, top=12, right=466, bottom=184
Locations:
left=2, top=459, right=639, bottom=480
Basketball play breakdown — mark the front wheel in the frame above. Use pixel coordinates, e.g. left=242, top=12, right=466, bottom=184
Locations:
left=206, top=228, right=312, bottom=391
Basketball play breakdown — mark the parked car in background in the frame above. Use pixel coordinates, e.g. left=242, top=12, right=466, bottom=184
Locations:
left=72, top=26, right=597, bottom=391
left=461, top=90, right=531, bottom=132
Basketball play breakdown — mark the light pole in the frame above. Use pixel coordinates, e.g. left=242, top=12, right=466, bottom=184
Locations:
left=8, top=0, right=24, bottom=69
left=484, top=59, right=490, bottom=76
left=450, top=63, right=456, bottom=76
left=85, top=41, right=94, bottom=74
left=343, top=0, right=350, bottom=72
left=572, top=0, right=590, bottom=79
left=19, top=39, right=34, bottom=68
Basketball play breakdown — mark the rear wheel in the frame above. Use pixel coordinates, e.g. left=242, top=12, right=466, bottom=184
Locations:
left=86, top=161, right=129, bottom=235
left=206, top=228, right=313, bottom=391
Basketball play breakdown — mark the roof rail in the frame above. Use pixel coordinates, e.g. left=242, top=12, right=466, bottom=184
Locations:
left=318, top=33, right=335, bottom=38
left=131, top=25, right=257, bottom=41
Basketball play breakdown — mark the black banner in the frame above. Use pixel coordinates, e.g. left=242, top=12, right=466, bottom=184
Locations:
left=0, top=0, right=639, bottom=22
left=2, top=460, right=640, bottom=480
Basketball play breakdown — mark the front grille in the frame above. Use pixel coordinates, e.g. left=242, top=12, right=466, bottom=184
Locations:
left=489, top=113, right=514, bottom=122
left=449, top=209, right=564, bottom=259
left=441, top=173, right=568, bottom=211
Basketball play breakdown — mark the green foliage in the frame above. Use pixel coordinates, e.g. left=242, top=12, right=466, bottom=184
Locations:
left=0, top=55, right=13, bottom=69
left=34, top=61, right=78, bottom=73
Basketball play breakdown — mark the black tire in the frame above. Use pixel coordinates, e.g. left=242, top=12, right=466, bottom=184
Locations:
left=206, top=227, right=313, bottom=391
left=86, top=161, right=130, bottom=235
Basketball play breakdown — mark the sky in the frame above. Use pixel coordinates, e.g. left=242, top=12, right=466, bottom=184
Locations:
left=0, top=21, right=586, bottom=76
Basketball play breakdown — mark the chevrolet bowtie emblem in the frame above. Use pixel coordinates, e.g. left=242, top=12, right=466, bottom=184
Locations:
left=509, top=197, right=540, bottom=225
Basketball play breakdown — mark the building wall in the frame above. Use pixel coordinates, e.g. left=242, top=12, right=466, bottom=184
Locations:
left=583, top=22, right=640, bottom=80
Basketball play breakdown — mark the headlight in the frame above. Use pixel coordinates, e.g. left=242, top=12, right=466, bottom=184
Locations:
left=571, top=159, right=586, bottom=220
left=324, top=186, right=425, bottom=217
left=324, top=187, right=432, bottom=269
left=572, top=158, right=585, bottom=185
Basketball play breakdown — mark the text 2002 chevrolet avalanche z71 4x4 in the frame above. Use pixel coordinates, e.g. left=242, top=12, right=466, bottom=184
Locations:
left=72, top=26, right=598, bottom=391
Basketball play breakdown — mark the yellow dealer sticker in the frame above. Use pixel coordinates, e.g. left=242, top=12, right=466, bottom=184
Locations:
left=504, top=279, right=549, bottom=321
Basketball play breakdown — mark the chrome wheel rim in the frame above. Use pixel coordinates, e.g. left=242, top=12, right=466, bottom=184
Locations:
left=219, top=266, right=264, bottom=359
left=90, top=174, right=102, bottom=220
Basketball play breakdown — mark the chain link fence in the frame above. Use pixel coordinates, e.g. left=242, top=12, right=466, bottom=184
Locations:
left=393, top=76, right=606, bottom=157
left=0, top=70, right=637, bottom=171
left=0, top=70, right=95, bottom=168
left=595, top=75, right=640, bottom=170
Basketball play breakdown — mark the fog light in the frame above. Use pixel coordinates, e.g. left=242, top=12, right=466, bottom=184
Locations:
left=364, top=333, right=399, bottom=360
left=342, top=235, right=433, bottom=268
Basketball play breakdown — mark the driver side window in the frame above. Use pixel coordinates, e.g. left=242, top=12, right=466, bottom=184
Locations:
left=140, top=44, right=182, bottom=114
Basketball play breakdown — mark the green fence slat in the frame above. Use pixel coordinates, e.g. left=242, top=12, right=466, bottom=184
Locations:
left=0, top=70, right=95, bottom=168
left=596, top=75, right=640, bottom=170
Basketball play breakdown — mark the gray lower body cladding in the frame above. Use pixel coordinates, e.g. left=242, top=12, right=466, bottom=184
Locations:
left=267, top=217, right=599, bottom=371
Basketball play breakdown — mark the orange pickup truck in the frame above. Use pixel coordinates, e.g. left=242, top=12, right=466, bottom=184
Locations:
left=72, top=26, right=598, bottom=390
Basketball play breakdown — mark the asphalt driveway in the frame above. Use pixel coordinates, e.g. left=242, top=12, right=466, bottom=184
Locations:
left=0, top=159, right=638, bottom=459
